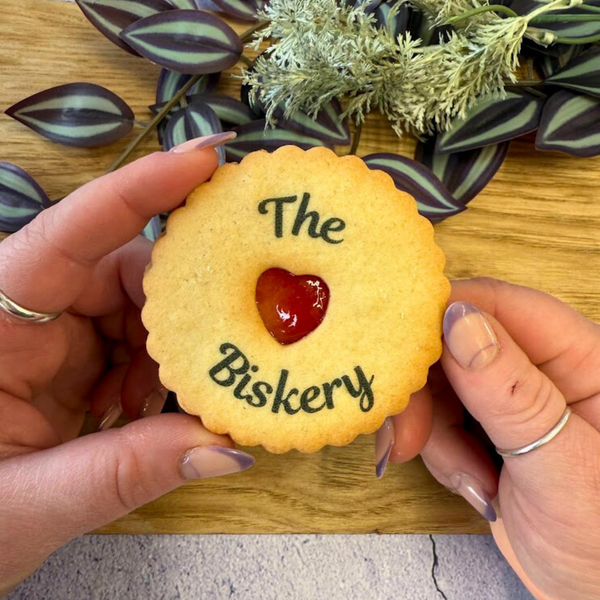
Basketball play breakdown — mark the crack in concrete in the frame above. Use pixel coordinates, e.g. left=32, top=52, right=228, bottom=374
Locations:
left=429, top=535, right=449, bottom=600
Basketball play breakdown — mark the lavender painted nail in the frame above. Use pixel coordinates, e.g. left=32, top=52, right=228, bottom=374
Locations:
left=450, top=473, right=497, bottom=522
left=179, top=446, right=255, bottom=480
left=375, top=417, right=395, bottom=478
left=97, top=400, right=122, bottom=432
left=443, top=302, right=500, bottom=370
left=140, top=385, right=168, bottom=418
left=169, top=131, right=237, bottom=153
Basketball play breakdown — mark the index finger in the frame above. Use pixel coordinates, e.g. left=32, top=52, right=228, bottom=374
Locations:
left=0, top=144, right=221, bottom=314
left=450, top=278, right=600, bottom=401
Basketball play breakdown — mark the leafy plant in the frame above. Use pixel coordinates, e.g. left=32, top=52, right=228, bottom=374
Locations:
left=2, top=0, right=599, bottom=237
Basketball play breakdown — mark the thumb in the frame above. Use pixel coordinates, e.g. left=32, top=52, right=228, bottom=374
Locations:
left=441, top=302, right=595, bottom=476
left=0, top=414, right=254, bottom=589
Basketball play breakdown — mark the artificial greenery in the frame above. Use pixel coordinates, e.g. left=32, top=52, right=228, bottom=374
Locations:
left=246, top=0, right=593, bottom=136
left=1, top=0, right=599, bottom=234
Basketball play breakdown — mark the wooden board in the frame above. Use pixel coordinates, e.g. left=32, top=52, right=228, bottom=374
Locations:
left=1, top=0, right=598, bottom=535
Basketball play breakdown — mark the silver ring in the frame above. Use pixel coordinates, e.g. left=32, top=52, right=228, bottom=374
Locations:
left=496, top=407, right=572, bottom=457
left=0, top=287, right=63, bottom=324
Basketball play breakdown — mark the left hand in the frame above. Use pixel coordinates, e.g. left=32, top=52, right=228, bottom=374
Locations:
left=0, top=141, right=254, bottom=597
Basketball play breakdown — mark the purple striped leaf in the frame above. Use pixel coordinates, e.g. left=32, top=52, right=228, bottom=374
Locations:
left=363, top=153, right=466, bottom=223
left=121, top=10, right=243, bottom=75
left=187, top=93, right=255, bottom=128
left=537, top=45, right=583, bottom=79
left=152, top=69, right=220, bottom=141
left=166, top=0, right=201, bottom=8
left=436, top=91, right=544, bottom=154
left=513, top=0, right=600, bottom=40
left=345, top=0, right=383, bottom=11
left=156, top=69, right=220, bottom=105
left=536, top=91, right=600, bottom=157
left=240, top=57, right=267, bottom=118
left=224, top=120, right=331, bottom=162
left=75, top=0, right=174, bottom=55
left=546, top=47, right=600, bottom=98
left=240, top=81, right=265, bottom=118
left=415, top=136, right=509, bottom=204
left=274, top=99, right=351, bottom=145
left=163, top=101, right=226, bottom=163
left=142, top=215, right=162, bottom=241
left=374, top=1, right=410, bottom=38
left=212, top=0, right=266, bottom=22
left=5, top=83, right=134, bottom=148
left=0, top=162, right=48, bottom=232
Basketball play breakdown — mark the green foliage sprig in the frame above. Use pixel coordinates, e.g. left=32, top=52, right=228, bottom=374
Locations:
left=245, top=0, right=587, bottom=135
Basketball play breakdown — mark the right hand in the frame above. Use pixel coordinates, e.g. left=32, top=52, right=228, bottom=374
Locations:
left=389, top=278, right=600, bottom=600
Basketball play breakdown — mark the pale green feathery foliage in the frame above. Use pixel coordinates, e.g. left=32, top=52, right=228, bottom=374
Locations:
left=243, top=0, right=584, bottom=136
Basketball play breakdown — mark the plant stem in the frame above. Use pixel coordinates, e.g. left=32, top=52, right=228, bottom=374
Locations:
left=533, top=13, right=600, bottom=21
left=554, top=33, right=600, bottom=43
left=240, top=20, right=269, bottom=43
left=239, top=54, right=255, bottom=67
left=446, top=4, right=518, bottom=23
left=505, top=79, right=544, bottom=86
left=106, top=21, right=269, bottom=174
left=349, top=121, right=363, bottom=155
left=526, top=58, right=534, bottom=81
left=106, top=74, right=202, bottom=173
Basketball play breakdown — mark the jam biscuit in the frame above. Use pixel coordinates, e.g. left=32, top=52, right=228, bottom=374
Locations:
left=143, top=146, right=450, bottom=453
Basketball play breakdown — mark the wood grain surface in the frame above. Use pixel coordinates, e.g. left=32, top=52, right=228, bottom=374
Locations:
left=1, top=0, right=598, bottom=534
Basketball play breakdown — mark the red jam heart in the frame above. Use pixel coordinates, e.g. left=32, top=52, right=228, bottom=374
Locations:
left=256, top=268, right=330, bottom=345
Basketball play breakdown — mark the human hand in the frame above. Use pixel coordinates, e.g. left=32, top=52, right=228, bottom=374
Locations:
left=382, top=278, right=600, bottom=600
left=0, top=133, right=254, bottom=597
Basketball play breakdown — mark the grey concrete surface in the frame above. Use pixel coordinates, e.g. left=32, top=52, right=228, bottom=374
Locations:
left=9, top=3, right=531, bottom=600
left=8, top=534, right=533, bottom=600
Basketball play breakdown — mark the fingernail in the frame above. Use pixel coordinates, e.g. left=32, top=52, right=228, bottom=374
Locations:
left=97, top=401, right=122, bottom=432
left=179, top=446, right=255, bottom=480
left=375, top=417, right=395, bottom=478
left=140, top=385, right=169, bottom=418
left=169, top=132, right=237, bottom=153
left=450, top=473, right=497, bottom=522
left=443, top=302, right=500, bottom=370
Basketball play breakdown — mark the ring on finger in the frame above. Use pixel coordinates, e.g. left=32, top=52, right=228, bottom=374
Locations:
left=0, top=287, right=63, bottom=324
left=495, top=407, right=572, bottom=457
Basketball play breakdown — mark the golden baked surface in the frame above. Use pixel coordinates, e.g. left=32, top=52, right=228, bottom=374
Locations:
left=143, top=146, right=450, bottom=453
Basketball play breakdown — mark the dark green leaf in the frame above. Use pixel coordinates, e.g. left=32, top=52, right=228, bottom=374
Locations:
left=212, top=0, right=265, bottom=21
left=76, top=0, right=173, bottom=55
left=142, top=215, right=162, bottom=241
left=416, top=136, right=509, bottom=204
left=546, top=47, right=600, bottom=98
left=121, top=10, right=243, bottom=74
left=5, top=83, right=134, bottom=148
left=436, top=91, right=544, bottom=154
left=224, top=121, right=331, bottom=162
left=536, top=91, right=600, bottom=157
left=0, top=162, right=48, bottom=232
left=163, top=101, right=226, bottom=163
left=363, top=153, right=466, bottom=222
left=274, top=99, right=351, bottom=145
